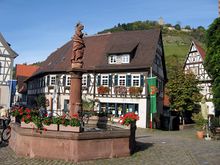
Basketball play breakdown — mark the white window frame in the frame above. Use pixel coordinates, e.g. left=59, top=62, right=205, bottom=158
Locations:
left=50, top=75, right=56, bottom=85
left=119, top=75, right=126, bottom=86
left=121, top=54, right=130, bottom=64
left=108, top=55, right=117, bottom=64
left=101, top=75, right=108, bottom=86
left=82, top=75, right=87, bottom=87
left=66, top=76, right=71, bottom=86
left=132, top=75, right=140, bottom=87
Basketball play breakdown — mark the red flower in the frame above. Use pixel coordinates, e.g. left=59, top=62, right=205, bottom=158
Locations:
left=21, top=117, right=25, bottom=122
left=119, top=112, right=139, bottom=125
left=26, top=114, right=31, bottom=119
left=72, top=114, right=79, bottom=118
left=25, top=108, right=31, bottom=114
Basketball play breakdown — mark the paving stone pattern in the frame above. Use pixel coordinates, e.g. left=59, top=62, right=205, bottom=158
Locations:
left=0, top=128, right=219, bottom=165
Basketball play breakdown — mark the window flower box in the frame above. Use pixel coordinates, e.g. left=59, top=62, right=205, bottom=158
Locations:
left=97, top=86, right=110, bottom=95
left=129, top=87, right=143, bottom=96
left=59, top=125, right=80, bottom=132
left=43, top=124, right=58, bottom=131
left=114, top=86, right=127, bottom=96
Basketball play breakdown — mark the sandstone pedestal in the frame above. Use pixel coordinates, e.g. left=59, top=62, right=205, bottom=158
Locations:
left=9, top=123, right=131, bottom=162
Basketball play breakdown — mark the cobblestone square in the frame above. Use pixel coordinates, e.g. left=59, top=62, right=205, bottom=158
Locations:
left=0, top=128, right=220, bottom=165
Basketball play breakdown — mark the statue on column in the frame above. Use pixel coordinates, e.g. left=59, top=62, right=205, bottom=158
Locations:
left=71, top=23, right=85, bottom=68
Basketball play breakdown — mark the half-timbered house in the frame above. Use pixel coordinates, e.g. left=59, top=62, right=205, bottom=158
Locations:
left=26, top=29, right=167, bottom=128
left=0, top=33, right=18, bottom=107
left=184, top=41, right=214, bottom=115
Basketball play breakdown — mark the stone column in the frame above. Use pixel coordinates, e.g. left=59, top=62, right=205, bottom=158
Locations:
left=69, top=69, right=83, bottom=117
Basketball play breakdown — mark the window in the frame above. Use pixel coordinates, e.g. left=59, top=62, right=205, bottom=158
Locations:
left=108, top=54, right=130, bottom=64
left=121, top=54, right=130, bottom=63
left=119, top=75, right=126, bottom=86
left=132, top=75, right=140, bottom=86
left=101, top=75, right=108, bottom=86
left=50, top=76, right=56, bottom=85
left=67, top=76, right=71, bottom=86
left=82, top=75, right=87, bottom=87
left=108, top=55, right=117, bottom=64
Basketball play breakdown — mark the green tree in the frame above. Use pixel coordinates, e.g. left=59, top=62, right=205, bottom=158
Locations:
left=174, top=24, right=181, bottom=30
left=166, top=69, right=202, bottom=124
left=204, top=17, right=220, bottom=111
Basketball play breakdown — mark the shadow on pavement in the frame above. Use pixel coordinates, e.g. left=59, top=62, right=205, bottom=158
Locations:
left=0, top=142, right=9, bottom=148
left=135, top=141, right=153, bottom=153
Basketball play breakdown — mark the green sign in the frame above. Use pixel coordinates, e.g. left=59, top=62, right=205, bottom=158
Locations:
left=147, top=77, right=157, bottom=113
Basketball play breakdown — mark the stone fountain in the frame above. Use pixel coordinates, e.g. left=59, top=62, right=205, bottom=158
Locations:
left=9, top=23, right=134, bottom=162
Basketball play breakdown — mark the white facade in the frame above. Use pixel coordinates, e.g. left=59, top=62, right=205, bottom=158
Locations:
left=0, top=33, right=18, bottom=107
left=26, top=30, right=166, bottom=128
left=184, top=41, right=214, bottom=115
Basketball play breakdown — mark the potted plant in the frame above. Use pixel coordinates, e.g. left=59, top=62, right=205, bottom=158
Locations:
left=119, top=112, right=139, bottom=154
left=192, top=112, right=208, bottom=139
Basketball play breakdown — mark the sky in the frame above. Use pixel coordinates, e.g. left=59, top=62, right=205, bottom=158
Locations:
left=0, top=0, right=218, bottom=65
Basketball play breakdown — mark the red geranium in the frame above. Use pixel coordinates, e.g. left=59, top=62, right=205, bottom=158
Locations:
left=119, top=112, right=139, bottom=126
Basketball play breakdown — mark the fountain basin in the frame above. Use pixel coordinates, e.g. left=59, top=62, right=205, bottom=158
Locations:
left=9, top=123, right=131, bottom=162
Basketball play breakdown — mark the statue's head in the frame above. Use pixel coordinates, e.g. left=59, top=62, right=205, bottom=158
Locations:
left=76, top=22, right=84, bottom=31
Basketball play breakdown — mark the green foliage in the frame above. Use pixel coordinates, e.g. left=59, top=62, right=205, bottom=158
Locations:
left=204, top=17, right=220, bottom=110
left=82, top=99, right=94, bottom=111
left=35, top=95, right=46, bottom=108
left=192, top=112, right=208, bottom=130
left=32, top=116, right=43, bottom=129
left=166, top=68, right=202, bottom=113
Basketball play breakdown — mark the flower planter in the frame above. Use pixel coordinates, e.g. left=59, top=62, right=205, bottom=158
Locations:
left=21, top=122, right=36, bottom=129
left=196, top=130, right=204, bottom=139
left=43, top=124, right=58, bottom=131
left=59, top=125, right=80, bottom=132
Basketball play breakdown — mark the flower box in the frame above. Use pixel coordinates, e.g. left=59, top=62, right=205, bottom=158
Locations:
left=59, top=125, right=80, bottom=132
left=43, top=124, right=58, bottom=131
left=21, top=122, right=36, bottom=129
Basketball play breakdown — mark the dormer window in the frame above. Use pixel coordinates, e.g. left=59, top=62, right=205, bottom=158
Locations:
left=121, top=54, right=130, bottom=63
left=108, top=54, right=130, bottom=64
left=109, top=55, right=117, bottom=64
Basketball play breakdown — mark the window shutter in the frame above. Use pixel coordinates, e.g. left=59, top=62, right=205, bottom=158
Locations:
left=140, top=75, right=144, bottom=87
left=126, top=75, right=131, bottom=87
left=97, top=75, right=101, bottom=86
left=108, top=75, right=112, bottom=87
left=114, top=75, right=118, bottom=86
left=87, top=75, right=90, bottom=87
left=47, top=76, right=50, bottom=86
left=63, top=75, right=66, bottom=86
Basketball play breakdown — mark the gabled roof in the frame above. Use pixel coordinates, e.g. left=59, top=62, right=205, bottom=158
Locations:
left=30, top=29, right=163, bottom=78
left=0, top=33, right=19, bottom=58
left=16, top=64, right=39, bottom=93
left=192, top=41, right=206, bottom=60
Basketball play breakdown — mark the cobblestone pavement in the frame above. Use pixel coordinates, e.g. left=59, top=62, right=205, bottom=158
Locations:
left=0, top=128, right=219, bottom=165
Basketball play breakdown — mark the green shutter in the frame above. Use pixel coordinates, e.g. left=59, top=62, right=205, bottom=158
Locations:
left=126, top=75, right=131, bottom=87
left=140, top=75, right=144, bottom=86
left=87, top=75, right=90, bottom=87
left=114, top=75, right=118, bottom=86
left=47, top=76, right=50, bottom=86
left=63, top=76, right=66, bottom=86
left=97, top=75, right=101, bottom=86
left=109, top=75, right=112, bottom=87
